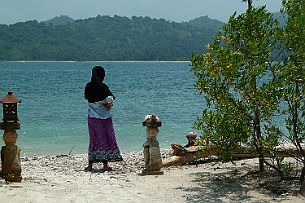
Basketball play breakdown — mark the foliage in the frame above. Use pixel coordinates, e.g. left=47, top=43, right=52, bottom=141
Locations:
left=191, top=4, right=282, bottom=171
left=279, top=0, right=305, bottom=184
left=0, top=15, right=223, bottom=61
left=275, top=156, right=294, bottom=177
left=191, top=0, right=305, bottom=194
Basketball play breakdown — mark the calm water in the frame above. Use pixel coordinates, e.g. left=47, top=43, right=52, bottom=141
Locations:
left=0, top=61, right=204, bottom=156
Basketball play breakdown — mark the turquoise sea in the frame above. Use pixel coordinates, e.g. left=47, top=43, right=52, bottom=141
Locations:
left=0, top=61, right=204, bottom=156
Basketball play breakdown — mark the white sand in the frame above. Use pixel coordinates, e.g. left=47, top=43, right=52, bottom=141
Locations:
left=1, top=151, right=305, bottom=203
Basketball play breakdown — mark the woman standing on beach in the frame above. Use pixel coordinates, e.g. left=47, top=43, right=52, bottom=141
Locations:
left=84, top=65, right=123, bottom=171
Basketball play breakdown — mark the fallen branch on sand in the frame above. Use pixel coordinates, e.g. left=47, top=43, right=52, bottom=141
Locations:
left=162, top=142, right=305, bottom=168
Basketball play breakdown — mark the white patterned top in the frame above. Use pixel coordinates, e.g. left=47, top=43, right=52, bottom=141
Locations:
left=87, top=96, right=114, bottom=119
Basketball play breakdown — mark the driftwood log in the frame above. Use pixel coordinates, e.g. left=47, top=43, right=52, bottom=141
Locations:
left=162, top=144, right=216, bottom=167
left=162, top=142, right=305, bottom=168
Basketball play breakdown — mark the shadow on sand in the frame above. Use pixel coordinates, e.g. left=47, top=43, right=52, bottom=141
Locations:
left=175, top=165, right=297, bottom=203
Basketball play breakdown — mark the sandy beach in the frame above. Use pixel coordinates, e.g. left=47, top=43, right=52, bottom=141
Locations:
left=1, top=149, right=305, bottom=203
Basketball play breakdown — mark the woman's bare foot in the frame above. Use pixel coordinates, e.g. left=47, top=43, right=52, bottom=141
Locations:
left=84, top=164, right=93, bottom=172
left=101, top=162, right=112, bottom=171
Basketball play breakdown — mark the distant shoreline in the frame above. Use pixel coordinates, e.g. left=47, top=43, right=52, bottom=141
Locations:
left=0, top=60, right=191, bottom=63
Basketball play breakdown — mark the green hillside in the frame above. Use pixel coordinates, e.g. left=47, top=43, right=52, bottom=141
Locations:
left=42, top=15, right=74, bottom=26
left=0, top=15, right=223, bottom=61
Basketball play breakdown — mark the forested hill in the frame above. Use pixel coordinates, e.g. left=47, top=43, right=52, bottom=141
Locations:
left=0, top=15, right=223, bottom=61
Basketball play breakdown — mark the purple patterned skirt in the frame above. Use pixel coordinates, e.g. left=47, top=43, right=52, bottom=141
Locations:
left=88, top=117, right=123, bottom=163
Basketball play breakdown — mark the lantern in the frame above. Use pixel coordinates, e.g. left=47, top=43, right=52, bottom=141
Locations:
left=0, top=90, right=21, bottom=123
left=0, top=89, right=22, bottom=182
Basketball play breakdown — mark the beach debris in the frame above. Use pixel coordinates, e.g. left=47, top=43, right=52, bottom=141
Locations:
left=68, top=145, right=76, bottom=155
left=162, top=131, right=210, bottom=167
left=184, top=132, right=200, bottom=148
left=142, top=114, right=164, bottom=175
left=163, top=133, right=305, bottom=168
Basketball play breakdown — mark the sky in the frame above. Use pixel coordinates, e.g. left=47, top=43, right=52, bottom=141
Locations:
left=0, top=0, right=282, bottom=25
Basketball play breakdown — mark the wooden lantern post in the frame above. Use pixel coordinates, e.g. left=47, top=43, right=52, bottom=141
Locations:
left=0, top=90, right=22, bottom=182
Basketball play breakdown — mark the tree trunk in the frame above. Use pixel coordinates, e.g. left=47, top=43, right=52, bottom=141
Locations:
left=162, top=143, right=304, bottom=168
left=254, top=107, right=264, bottom=172
left=300, top=166, right=305, bottom=197
left=251, top=73, right=264, bottom=173
left=247, top=0, right=252, bottom=8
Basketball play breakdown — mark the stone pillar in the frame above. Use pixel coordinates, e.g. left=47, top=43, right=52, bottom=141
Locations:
left=0, top=122, right=22, bottom=182
left=142, top=114, right=163, bottom=175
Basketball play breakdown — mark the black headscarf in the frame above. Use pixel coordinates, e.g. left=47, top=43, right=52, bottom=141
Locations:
left=85, top=66, right=115, bottom=103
